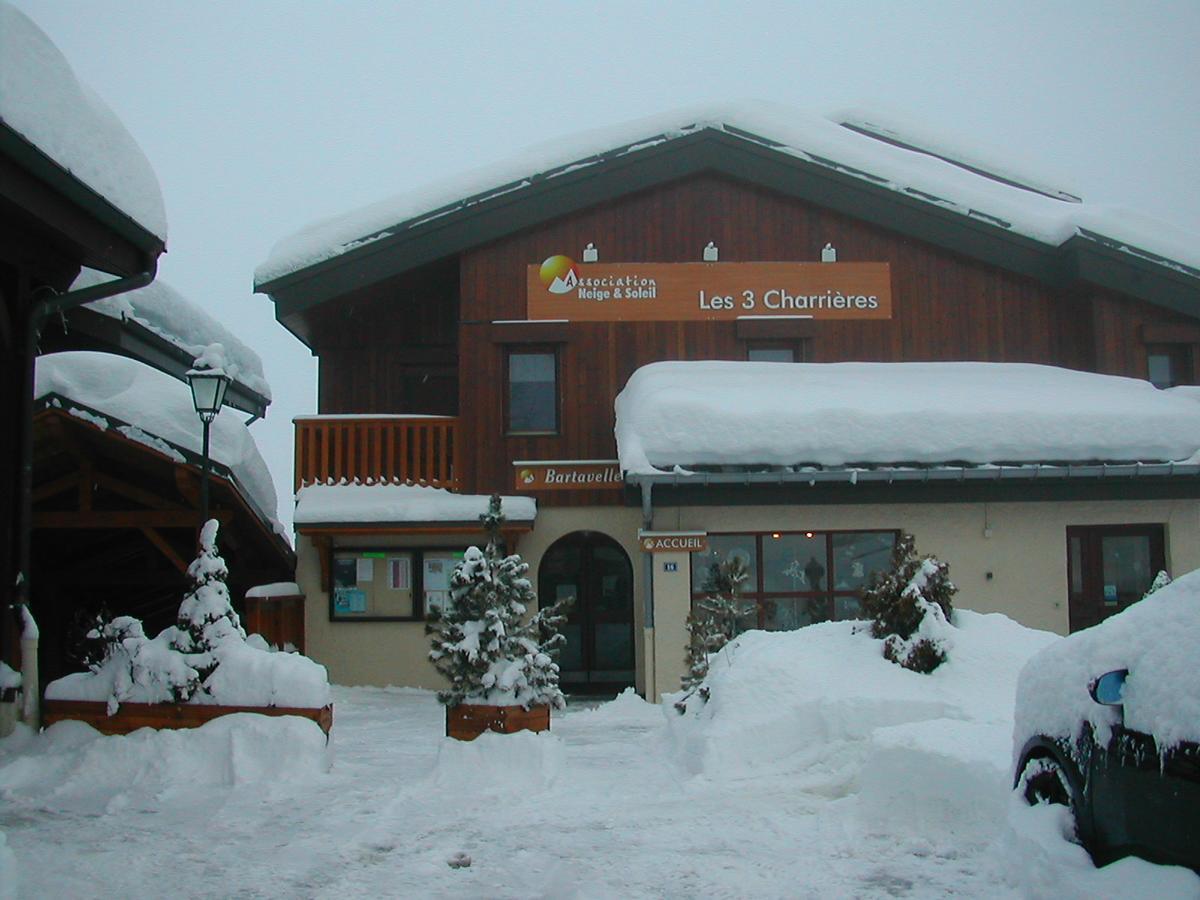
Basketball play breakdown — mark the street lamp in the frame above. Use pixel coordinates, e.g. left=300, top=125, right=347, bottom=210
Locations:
left=187, top=366, right=230, bottom=525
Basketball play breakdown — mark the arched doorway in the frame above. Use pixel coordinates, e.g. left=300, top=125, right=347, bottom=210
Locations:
left=538, top=531, right=635, bottom=694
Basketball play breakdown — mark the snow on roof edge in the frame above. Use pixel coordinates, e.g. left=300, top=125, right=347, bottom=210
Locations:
left=294, top=483, right=536, bottom=527
left=0, top=3, right=167, bottom=242
left=256, top=101, right=1200, bottom=286
left=614, top=360, right=1200, bottom=475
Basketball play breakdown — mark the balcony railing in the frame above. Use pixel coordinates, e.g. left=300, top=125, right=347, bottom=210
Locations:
left=294, top=415, right=458, bottom=491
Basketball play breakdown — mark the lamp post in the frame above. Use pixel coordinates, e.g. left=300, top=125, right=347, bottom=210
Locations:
left=187, top=366, right=230, bottom=525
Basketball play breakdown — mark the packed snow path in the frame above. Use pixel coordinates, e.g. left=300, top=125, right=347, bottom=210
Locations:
left=2, top=686, right=1196, bottom=898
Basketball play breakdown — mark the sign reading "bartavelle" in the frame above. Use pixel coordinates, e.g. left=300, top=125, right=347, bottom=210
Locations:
left=527, top=258, right=892, bottom=322
left=639, top=532, right=709, bottom=553
left=513, top=460, right=624, bottom=491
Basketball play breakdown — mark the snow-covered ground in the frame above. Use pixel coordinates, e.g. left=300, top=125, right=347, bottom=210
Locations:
left=3, top=617, right=1198, bottom=899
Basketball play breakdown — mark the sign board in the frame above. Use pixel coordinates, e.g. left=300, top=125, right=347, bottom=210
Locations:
left=639, top=531, right=709, bottom=554
left=527, top=258, right=892, bottom=322
left=513, top=460, right=623, bottom=491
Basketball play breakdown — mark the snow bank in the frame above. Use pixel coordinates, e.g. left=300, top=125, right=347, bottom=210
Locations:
left=36, top=351, right=280, bottom=527
left=1014, top=569, right=1200, bottom=752
left=256, top=101, right=1198, bottom=285
left=0, top=715, right=329, bottom=813
left=666, top=610, right=1057, bottom=783
left=294, top=482, right=536, bottom=525
left=616, top=361, right=1200, bottom=472
left=0, top=662, right=20, bottom=692
left=0, top=829, right=15, bottom=900
left=996, top=800, right=1200, bottom=898
left=428, top=730, right=564, bottom=794
left=76, top=270, right=271, bottom=401
left=0, top=4, right=166, bottom=240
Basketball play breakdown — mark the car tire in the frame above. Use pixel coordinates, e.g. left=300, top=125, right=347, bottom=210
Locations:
left=1017, top=752, right=1081, bottom=841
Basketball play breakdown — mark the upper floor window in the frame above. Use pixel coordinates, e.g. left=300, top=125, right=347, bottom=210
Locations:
left=507, top=348, right=558, bottom=433
left=1146, top=343, right=1192, bottom=389
left=746, top=339, right=811, bottom=363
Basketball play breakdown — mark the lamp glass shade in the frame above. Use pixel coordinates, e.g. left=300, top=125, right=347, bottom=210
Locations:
left=189, top=370, right=230, bottom=419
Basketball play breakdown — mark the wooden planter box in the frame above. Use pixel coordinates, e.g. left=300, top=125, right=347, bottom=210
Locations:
left=446, top=703, right=550, bottom=741
left=42, top=699, right=334, bottom=737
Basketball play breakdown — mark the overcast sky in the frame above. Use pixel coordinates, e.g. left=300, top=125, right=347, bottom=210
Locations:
left=15, top=0, right=1200, bottom=534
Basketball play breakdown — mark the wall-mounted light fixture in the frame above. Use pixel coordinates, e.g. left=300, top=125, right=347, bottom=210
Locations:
left=821, top=243, right=837, bottom=262
left=703, top=241, right=719, bottom=262
left=582, top=242, right=598, bottom=263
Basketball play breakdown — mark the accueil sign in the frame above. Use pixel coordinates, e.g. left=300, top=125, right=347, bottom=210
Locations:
left=528, top=257, right=892, bottom=322
left=639, top=531, right=709, bottom=553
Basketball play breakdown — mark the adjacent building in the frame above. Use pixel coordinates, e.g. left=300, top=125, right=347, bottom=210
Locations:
left=256, top=105, right=1200, bottom=699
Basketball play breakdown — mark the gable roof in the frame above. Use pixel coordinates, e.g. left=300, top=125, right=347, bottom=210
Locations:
left=256, top=103, right=1200, bottom=338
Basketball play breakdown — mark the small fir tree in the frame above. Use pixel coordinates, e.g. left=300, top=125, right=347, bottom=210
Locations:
left=860, top=533, right=956, bottom=674
left=173, top=519, right=245, bottom=682
left=680, top=555, right=752, bottom=694
left=427, top=495, right=568, bottom=710
left=1143, top=570, right=1172, bottom=599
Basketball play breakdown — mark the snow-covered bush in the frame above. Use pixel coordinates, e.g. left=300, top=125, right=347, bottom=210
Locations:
left=427, top=495, right=569, bottom=710
left=1143, top=569, right=1171, bottom=599
left=681, top=556, right=752, bottom=694
left=860, top=533, right=956, bottom=674
left=85, top=616, right=201, bottom=713
left=45, top=520, right=330, bottom=712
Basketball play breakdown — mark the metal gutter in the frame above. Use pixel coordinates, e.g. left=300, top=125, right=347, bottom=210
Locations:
left=625, top=460, right=1200, bottom=489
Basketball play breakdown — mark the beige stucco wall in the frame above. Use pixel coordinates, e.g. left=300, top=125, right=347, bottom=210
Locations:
left=645, top=497, right=1200, bottom=697
left=294, top=506, right=646, bottom=691
left=295, top=497, right=1199, bottom=700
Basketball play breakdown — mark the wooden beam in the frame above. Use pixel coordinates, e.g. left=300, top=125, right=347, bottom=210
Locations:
left=34, top=510, right=233, bottom=529
left=79, top=460, right=94, bottom=511
left=96, top=471, right=186, bottom=511
left=140, top=527, right=189, bottom=575
left=33, top=472, right=80, bottom=503
left=174, top=467, right=201, bottom=508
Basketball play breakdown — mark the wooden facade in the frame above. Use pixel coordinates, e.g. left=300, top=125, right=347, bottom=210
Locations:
left=296, top=172, right=1200, bottom=502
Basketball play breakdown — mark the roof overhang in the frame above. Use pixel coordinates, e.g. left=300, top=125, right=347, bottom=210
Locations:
left=625, top=462, right=1200, bottom=507
left=1, top=122, right=164, bottom=280
left=40, top=306, right=269, bottom=419
left=258, top=127, right=1200, bottom=346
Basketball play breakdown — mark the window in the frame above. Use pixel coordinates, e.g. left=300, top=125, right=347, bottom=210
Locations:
left=507, top=349, right=558, bottom=433
left=1066, top=525, right=1165, bottom=632
left=746, top=339, right=811, bottom=363
left=691, top=530, right=897, bottom=631
left=1146, top=343, right=1192, bottom=388
left=330, top=548, right=466, bottom=621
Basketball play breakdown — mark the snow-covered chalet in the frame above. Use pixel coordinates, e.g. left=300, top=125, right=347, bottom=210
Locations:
left=255, top=105, right=1200, bottom=699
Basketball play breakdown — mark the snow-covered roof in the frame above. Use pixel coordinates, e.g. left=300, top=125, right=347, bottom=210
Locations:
left=75, top=269, right=272, bottom=402
left=257, top=101, right=1199, bottom=285
left=0, top=3, right=167, bottom=241
left=615, top=361, right=1200, bottom=475
left=35, top=351, right=280, bottom=532
left=293, top=483, right=536, bottom=527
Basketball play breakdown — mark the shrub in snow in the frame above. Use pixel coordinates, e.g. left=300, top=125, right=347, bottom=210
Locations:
left=860, top=533, right=956, bottom=674
left=172, top=519, right=246, bottom=681
left=1143, top=569, right=1171, bottom=599
left=45, top=519, right=331, bottom=712
left=427, top=495, right=570, bottom=710
left=681, top=556, right=752, bottom=695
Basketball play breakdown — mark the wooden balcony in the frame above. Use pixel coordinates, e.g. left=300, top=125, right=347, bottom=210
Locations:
left=294, top=415, right=458, bottom=491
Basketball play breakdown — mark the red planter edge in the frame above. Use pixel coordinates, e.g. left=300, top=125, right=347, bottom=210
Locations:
left=41, top=699, right=334, bottom=736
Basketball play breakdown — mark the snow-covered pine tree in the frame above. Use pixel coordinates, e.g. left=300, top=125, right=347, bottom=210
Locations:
left=860, top=533, right=956, bottom=674
left=426, top=495, right=568, bottom=710
left=173, top=519, right=245, bottom=682
left=1143, top=569, right=1172, bottom=599
left=680, top=555, right=752, bottom=692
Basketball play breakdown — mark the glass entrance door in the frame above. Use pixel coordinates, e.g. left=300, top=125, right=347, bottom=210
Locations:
left=1066, top=525, right=1165, bottom=632
left=538, top=531, right=634, bottom=693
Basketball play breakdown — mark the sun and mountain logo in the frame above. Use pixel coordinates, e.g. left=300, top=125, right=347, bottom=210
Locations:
left=539, top=255, right=579, bottom=294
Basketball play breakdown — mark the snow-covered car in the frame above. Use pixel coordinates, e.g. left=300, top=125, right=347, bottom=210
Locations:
left=1012, top=572, right=1200, bottom=871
